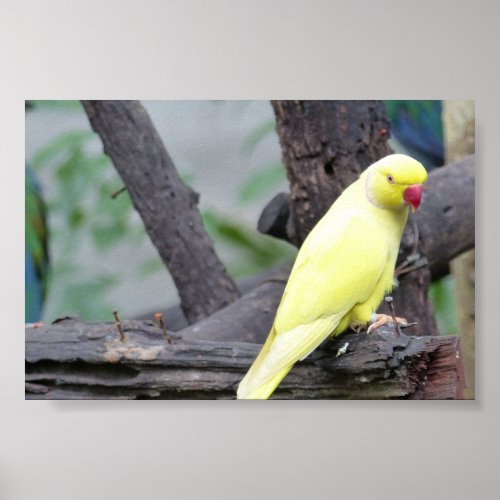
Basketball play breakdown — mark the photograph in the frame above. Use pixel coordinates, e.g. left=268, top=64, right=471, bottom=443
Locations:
left=6, top=2, right=498, bottom=498
left=25, top=99, right=475, bottom=400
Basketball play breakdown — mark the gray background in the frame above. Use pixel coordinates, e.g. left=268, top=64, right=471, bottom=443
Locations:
left=2, top=1, right=497, bottom=499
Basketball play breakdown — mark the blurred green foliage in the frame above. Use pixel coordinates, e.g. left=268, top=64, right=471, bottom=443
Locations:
left=238, top=162, right=285, bottom=203
left=31, top=119, right=142, bottom=318
left=429, top=275, right=458, bottom=335
left=28, top=101, right=293, bottom=320
left=202, top=210, right=294, bottom=277
left=239, top=116, right=286, bottom=204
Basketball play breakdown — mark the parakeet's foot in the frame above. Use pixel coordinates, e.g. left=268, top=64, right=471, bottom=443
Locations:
left=351, top=324, right=364, bottom=334
left=367, top=314, right=408, bottom=334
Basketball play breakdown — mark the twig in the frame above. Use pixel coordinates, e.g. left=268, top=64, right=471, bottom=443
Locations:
left=154, top=312, right=173, bottom=344
left=111, top=186, right=127, bottom=199
left=113, top=310, right=124, bottom=341
left=385, top=296, right=402, bottom=336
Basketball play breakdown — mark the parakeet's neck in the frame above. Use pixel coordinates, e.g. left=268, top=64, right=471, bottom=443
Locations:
left=344, top=177, right=409, bottom=235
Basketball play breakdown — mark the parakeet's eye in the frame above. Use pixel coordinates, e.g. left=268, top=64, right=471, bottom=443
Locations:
left=387, top=174, right=394, bottom=184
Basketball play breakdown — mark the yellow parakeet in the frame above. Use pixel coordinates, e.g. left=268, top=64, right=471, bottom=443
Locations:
left=237, top=154, right=427, bottom=400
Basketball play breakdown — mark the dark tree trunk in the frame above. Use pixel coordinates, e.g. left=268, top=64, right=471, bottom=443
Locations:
left=25, top=319, right=464, bottom=400
left=81, top=100, right=240, bottom=324
left=272, top=100, right=392, bottom=245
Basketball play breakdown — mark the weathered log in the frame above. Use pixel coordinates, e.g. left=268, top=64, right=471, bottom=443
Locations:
left=81, top=100, right=240, bottom=324
left=25, top=319, right=463, bottom=400
left=180, top=267, right=289, bottom=344
left=136, top=264, right=292, bottom=336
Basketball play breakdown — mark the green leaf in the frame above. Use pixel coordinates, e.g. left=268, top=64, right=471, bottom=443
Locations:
left=180, top=171, right=195, bottom=185
left=69, top=207, right=86, bottom=229
left=90, top=218, right=128, bottom=250
left=202, top=209, right=295, bottom=277
left=30, top=100, right=82, bottom=110
left=243, top=119, right=277, bottom=153
left=238, top=162, right=285, bottom=203
left=31, top=130, right=95, bottom=168
left=140, top=258, right=165, bottom=276
left=429, top=275, right=458, bottom=335
left=56, top=275, right=117, bottom=320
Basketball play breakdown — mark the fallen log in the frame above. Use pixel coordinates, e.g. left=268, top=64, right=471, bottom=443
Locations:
left=25, top=319, right=464, bottom=400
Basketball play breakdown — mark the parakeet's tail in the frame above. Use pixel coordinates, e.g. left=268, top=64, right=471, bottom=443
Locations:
left=237, top=316, right=341, bottom=399
left=237, top=326, right=284, bottom=399
left=237, top=365, right=293, bottom=400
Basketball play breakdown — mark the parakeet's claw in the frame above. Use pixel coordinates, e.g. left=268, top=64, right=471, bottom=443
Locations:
left=395, top=218, right=428, bottom=278
left=400, top=322, right=418, bottom=329
left=351, top=324, right=364, bottom=334
left=366, top=314, right=408, bottom=334
left=395, top=255, right=428, bottom=277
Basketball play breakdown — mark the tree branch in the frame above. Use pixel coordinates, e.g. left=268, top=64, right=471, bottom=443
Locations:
left=25, top=319, right=463, bottom=400
left=410, top=155, right=475, bottom=276
left=81, top=100, right=240, bottom=323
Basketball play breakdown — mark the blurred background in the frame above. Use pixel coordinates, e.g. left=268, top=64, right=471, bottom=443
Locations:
left=25, top=100, right=461, bottom=335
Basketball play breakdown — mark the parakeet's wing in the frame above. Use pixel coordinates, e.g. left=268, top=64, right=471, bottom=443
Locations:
left=238, top=211, right=390, bottom=398
left=275, top=211, right=389, bottom=330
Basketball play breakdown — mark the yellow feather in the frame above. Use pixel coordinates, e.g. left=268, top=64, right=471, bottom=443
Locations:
left=237, top=154, right=427, bottom=399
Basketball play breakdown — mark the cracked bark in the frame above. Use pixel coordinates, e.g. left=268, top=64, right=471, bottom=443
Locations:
left=25, top=318, right=463, bottom=400
left=272, top=100, right=392, bottom=245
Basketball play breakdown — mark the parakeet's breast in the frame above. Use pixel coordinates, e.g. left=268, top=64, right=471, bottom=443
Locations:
left=332, top=232, right=399, bottom=335
left=330, top=200, right=406, bottom=335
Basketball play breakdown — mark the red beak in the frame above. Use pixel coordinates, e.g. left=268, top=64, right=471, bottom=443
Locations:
left=403, top=184, right=423, bottom=211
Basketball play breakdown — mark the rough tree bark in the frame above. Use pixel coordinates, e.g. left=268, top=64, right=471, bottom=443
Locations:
left=180, top=266, right=289, bottom=344
left=81, top=101, right=240, bottom=324
left=272, top=100, right=392, bottom=245
left=25, top=319, right=463, bottom=400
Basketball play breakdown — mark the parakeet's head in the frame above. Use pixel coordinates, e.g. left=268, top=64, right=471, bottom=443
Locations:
left=362, top=154, right=427, bottom=211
